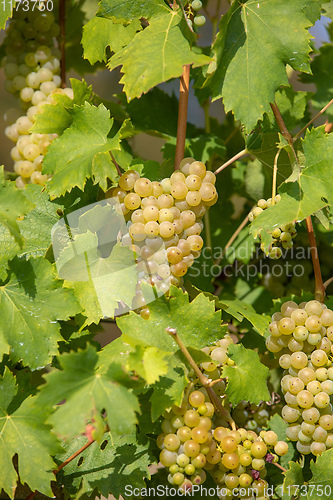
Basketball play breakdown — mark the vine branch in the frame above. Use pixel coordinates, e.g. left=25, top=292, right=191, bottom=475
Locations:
left=270, top=101, right=297, bottom=162
left=305, top=216, right=325, bottom=303
left=59, top=0, right=66, bottom=88
left=272, top=148, right=281, bottom=205
left=214, top=149, right=247, bottom=175
left=174, top=64, right=191, bottom=170
left=293, top=97, right=333, bottom=141
left=166, top=327, right=236, bottom=430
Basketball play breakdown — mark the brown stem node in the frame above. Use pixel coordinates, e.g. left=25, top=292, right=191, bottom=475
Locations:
left=305, top=216, right=325, bottom=303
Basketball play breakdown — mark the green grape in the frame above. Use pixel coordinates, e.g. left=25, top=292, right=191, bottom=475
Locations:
left=314, top=392, right=330, bottom=408
left=164, top=434, right=180, bottom=451
left=278, top=317, right=295, bottom=335
left=274, top=441, right=289, bottom=456
left=312, top=425, right=328, bottom=443
left=305, top=300, right=323, bottom=317
left=159, top=221, right=175, bottom=238
left=310, top=349, right=328, bottom=367
left=186, top=191, right=201, bottom=206
left=281, top=405, right=300, bottom=422
left=307, top=380, right=322, bottom=395
left=288, top=377, right=304, bottom=395
left=170, top=171, right=186, bottom=184
left=251, top=442, right=267, bottom=458
left=189, top=390, right=205, bottom=408
left=191, top=426, right=209, bottom=444
left=177, top=426, right=192, bottom=442
left=296, top=390, right=314, bottom=408
left=302, top=407, right=320, bottom=424
left=321, top=380, right=333, bottom=395
left=124, top=192, right=141, bottom=210
left=305, top=316, right=322, bottom=333
left=310, top=441, right=326, bottom=456
left=171, top=181, right=188, bottom=199
left=222, top=452, right=239, bottom=469
left=183, top=440, right=200, bottom=457
left=199, top=182, right=217, bottom=202
left=291, top=308, right=308, bottom=325
left=187, top=235, right=203, bottom=251
left=191, top=0, right=203, bottom=10
left=290, top=351, right=308, bottom=369
left=220, top=436, right=237, bottom=453
left=134, top=177, right=153, bottom=197
left=184, top=410, right=200, bottom=428
left=160, top=449, right=178, bottom=466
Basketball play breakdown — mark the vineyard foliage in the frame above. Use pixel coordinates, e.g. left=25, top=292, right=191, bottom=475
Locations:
left=1, top=0, right=333, bottom=499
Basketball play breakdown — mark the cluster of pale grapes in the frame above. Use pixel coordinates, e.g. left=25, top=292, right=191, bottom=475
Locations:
left=157, top=335, right=289, bottom=497
left=249, top=196, right=297, bottom=259
left=266, top=300, right=333, bottom=456
left=2, top=3, right=73, bottom=187
left=107, top=158, right=217, bottom=317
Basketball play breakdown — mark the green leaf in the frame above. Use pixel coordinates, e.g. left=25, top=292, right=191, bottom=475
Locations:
left=0, top=368, right=62, bottom=497
left=127, top=346, right=169, bottom=385
left=97, top=0, right=169, bottom=23
left=283, top=461, right=305, bottom=498
left=117, top=285, right=223, bottom=352
left=31, top=78, right=92, bottom=135
left=222, top=343, right=270, bottom=405
left=43, top=102, right=121, bottom=197
left=82, top=17, right=141, bottom=64
left=0, top=171, right=34, bottom=246
left=306, top=449, right=333, bottom=499
left=37, top=345, right=140, bottom=440
left=56, top=430, right=152, bottom=499
left=0, top=0, right=15, bottom=29
left=108, top=11, right=211, bottom=100
left=217, top=297, right=271, bottom=335
left=0, top=184, right=63, bottom=281
left=205, top=0, right=314, bottom=131
left=56, top=203, right=139, bottom=323
left=0, top=257, right=81, bottom=369
left=251, top=127, right=333, bottom=235
left=163, top=133, right=226, bottom=165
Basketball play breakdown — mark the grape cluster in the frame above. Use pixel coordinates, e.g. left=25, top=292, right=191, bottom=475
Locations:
left=266, top=300, right=333, bottom=456
left=107, top=158, right=217, bottom=317
left=249, top=196, right=297, bottom=259
left=157, top=335, right=289, bottom=495
left=2, top=2, right=73, bottom=187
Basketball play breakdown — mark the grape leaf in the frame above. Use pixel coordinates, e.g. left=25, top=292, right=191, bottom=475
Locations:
left=217, top=297, right=271, bottom=336
left=162, top=133, right=226, bottom=165
left=43, top=102, right=122, bottom=197
left=126, top=87, right=179, bottom=137
left=108, top=11, right=211, bottom=100
left=0, top=185, right=62, bottom=281
left=97, top=0, right=169, bottom=23
left=31, top=78, right=93, bottom=135
left=251, top=127, right=333, bottom=238
left=127, top=346, right=169, bottom=385
left=0, top=0, right=16, bottom=29
left=205, top=0, right=315, bottom=131
left=82, top=17, right=141, bottom=64
left=300, top=45, right=333, bottom=117
left=117, top=285, right=223, bottom=352
left=0, top=368, right=63, bottom=497
left=222, top=343, right=270, bottom=405
left=0, top=170, right=34, bottom=247
left=56, top=430, right=152, bottom=499
left=306, top=449, right=333, bottom=499
left=0, top=257, right=81, bottom=369
left=55, top=202, right=138, bottom=322
left=37, top=345, right=140, bottom=440
left=283, top=461, right=305, bottom=498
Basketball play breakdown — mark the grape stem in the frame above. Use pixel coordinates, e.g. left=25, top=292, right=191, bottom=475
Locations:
left=214, top=149, right=248, bottom=175
left=272, top=462, right=287, bottom=473
left=270, top=101, right=297, bottom=162
left=165, top=327, right=237, bottom=430
left=109, top=151, right=122, bottom=176
left=305, top=216, right=325, bottom=302
left=324, top=276, right=333, bottom=289
left=293, top=97, right=333, bottom=142
left=271, top=149, right=281, bottom=205
left=174, top=64, right=191, bottom=170
left=59, top=0, right=66, bottom=88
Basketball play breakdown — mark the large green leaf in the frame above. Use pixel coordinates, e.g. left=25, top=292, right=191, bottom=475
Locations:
left=0, top=257, right=81, bottom=369
left=283, top=461, right=305, bottom=498
left=97, top=0, right=169, bottom=23
left=0, top=184, right=62, bottom=281
left=117, top=285, right=223, bottom=352
left=222, top=343, right=270, bottom=405
left=217, top=297, right=271, bottom=336
left=108, top=10, right=211, bottom=100
left=43, top=102, right=122, bottom=197
left=0, top=170, right=34, bottom=247
left=0, top=368, right=62, bottom=497
left=56, top=430, right=152, bottom=499
left=82, top=17, right=141, bottom=64
left=37, top=345, right=140, bottom=440
left=251, top=127, right=333, bottom=237
left=205, top=0, right=315, bottom=131
left=306, top=449, right=333, bottom=500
